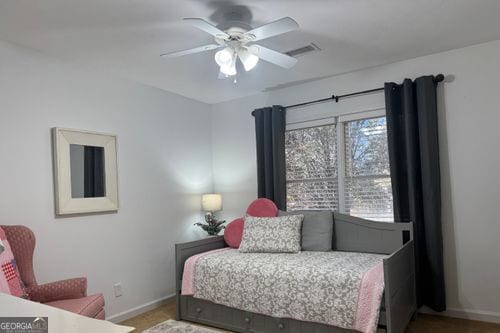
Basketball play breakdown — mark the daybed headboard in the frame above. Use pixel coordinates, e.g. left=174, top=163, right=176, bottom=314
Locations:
left=333, top=212, right=413, bottom=254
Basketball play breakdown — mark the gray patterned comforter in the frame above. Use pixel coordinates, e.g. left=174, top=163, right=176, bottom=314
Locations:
left=186, top=249, right=386, bottom=333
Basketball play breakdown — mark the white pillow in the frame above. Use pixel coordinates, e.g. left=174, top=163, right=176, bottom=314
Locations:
left=239, top=215, right=303, bottom=253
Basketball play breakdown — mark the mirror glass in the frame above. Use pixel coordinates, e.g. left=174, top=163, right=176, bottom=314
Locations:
left=70, top=144, right=106, bottom=198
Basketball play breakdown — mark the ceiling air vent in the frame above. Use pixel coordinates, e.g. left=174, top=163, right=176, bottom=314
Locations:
left=285, top=43, right=321, bottom=57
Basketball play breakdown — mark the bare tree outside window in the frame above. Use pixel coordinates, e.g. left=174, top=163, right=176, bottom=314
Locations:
left=285, top=124, right=338, bottom=210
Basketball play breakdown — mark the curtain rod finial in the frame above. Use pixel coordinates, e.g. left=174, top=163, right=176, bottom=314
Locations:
left=435, top=74, right=445, bottom=83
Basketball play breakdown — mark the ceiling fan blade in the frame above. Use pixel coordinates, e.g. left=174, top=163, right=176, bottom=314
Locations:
left=252, top=45, right=298, bottom=69
left=244, top=17, right=299, bottom=42
left=160, top=44, right=220, bottom=58
left=183, top=18, right=229, bottom=39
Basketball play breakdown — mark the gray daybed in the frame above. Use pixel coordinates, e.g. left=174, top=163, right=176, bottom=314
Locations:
left=175, top=212, right=416, bottom=333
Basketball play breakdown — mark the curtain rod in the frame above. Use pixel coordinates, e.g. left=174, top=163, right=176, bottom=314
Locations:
left=283, top=74, right=445, bottom=110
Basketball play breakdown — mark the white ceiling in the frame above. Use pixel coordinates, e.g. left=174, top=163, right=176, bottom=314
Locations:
left=1, top=0, right=500, bottom=104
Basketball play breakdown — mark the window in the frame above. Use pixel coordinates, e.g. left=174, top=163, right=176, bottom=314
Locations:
left=286, top=124, right=338, bottom=211
left=285, top=113, right=393, bottom=221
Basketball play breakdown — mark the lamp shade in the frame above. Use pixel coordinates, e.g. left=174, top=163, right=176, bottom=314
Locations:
left=202, top=194, right=222, bottom=212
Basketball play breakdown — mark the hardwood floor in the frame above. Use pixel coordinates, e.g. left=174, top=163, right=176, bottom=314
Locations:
left=120, top=301, right=500, bottom=333
left=120, top=301, right=176, bottom=333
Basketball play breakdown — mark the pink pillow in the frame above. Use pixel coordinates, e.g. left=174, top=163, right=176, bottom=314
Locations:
left=224, top=218, right=244, bottom=248
left=246, top=198, right=278, bottom=217
left=0, top=227, right=26, bottom=298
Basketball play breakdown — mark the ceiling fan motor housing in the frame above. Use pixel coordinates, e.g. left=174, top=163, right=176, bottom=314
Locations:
left=215, top=26, right=255, bottom=45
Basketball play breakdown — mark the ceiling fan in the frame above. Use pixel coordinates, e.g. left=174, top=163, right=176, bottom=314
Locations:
left=161, top=17, right=299, bottom=79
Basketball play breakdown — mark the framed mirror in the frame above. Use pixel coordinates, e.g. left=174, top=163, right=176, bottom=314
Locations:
left=52, top=128, right=119, bottom=215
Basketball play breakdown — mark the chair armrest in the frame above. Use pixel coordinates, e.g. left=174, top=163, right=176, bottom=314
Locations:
left=28, top=277, right=87, bottom=303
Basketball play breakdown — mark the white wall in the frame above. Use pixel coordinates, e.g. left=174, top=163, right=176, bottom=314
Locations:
left=0, top=41, right=213, bottom=319
left=211, top=40, right=500, bottom=322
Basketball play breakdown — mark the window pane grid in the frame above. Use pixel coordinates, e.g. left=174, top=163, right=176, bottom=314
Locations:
left=287, top=180, right=339, bottom=211
left=285, top=114, right=393, bottom=221
left=344, top=117, right=391, bottom=177
left=344, top=177, right=393, bottom=222
left=285, top=124, right=338, bottom=210
left=286, top=177, right=337, bottom=184
left=344, top=117, right=393, bottom=221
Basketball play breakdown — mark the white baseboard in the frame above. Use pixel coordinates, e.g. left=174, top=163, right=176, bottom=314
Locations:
left=106, top=293, right=176, bottom=323
left=420, top=306, right=500, bottom=324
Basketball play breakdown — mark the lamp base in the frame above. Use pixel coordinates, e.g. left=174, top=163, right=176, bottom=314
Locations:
left=205, top=211, right=214, bottom=224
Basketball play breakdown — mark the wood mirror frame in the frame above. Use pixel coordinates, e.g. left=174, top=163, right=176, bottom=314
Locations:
left=52, top=128, right=119, bottom=215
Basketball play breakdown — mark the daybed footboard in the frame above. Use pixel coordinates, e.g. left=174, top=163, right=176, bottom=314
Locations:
left=175, top=236, right=226, bottom=320
left=383, top=240, right=416, bottom=333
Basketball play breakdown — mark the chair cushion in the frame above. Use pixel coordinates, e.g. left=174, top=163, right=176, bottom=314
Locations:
left=45, top=293, right=104, bottom=318
left=95, top=308, right=105, bottom=320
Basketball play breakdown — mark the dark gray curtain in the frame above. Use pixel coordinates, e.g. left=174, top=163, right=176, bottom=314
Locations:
left=84, top=146, right=105, bottom=198
left=253, top=105, right=286, bottom=210
left=385, top=76, right=446, bottom=311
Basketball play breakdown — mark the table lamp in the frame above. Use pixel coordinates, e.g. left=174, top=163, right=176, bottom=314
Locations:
left=195, top=194, right=226, bottom=235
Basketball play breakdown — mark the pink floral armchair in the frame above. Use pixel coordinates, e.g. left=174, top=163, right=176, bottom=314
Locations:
left=1, top=225, right=105, bottom=319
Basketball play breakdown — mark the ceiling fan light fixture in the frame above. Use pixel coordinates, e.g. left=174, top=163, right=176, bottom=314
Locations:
left=214, top=47, right=233, bottom=67
left=220, top=63, right=237, bottom=76
left=219, top=50, right=237, bottom=76
left=238, top=47, right=259, bottom=71
left=164, top=16, right=300, bottom=80
left=215, top=47, right=238, bottom=76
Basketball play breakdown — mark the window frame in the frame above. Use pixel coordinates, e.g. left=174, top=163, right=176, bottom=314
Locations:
left=285, top=107, right=390, bottom=219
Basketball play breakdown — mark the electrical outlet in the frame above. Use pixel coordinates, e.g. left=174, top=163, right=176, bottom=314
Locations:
left=113, top=283, right=123, bottom=297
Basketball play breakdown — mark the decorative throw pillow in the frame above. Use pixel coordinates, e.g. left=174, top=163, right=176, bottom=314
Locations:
left=239, top=215, right=303, bottom=253
left=0, top=227, right=27, bottom=298
left=224, top=218, right=244, bottom=248
left=245, top=198, right=278, bottom=217
left=279, top=210, right=334, bottom=251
